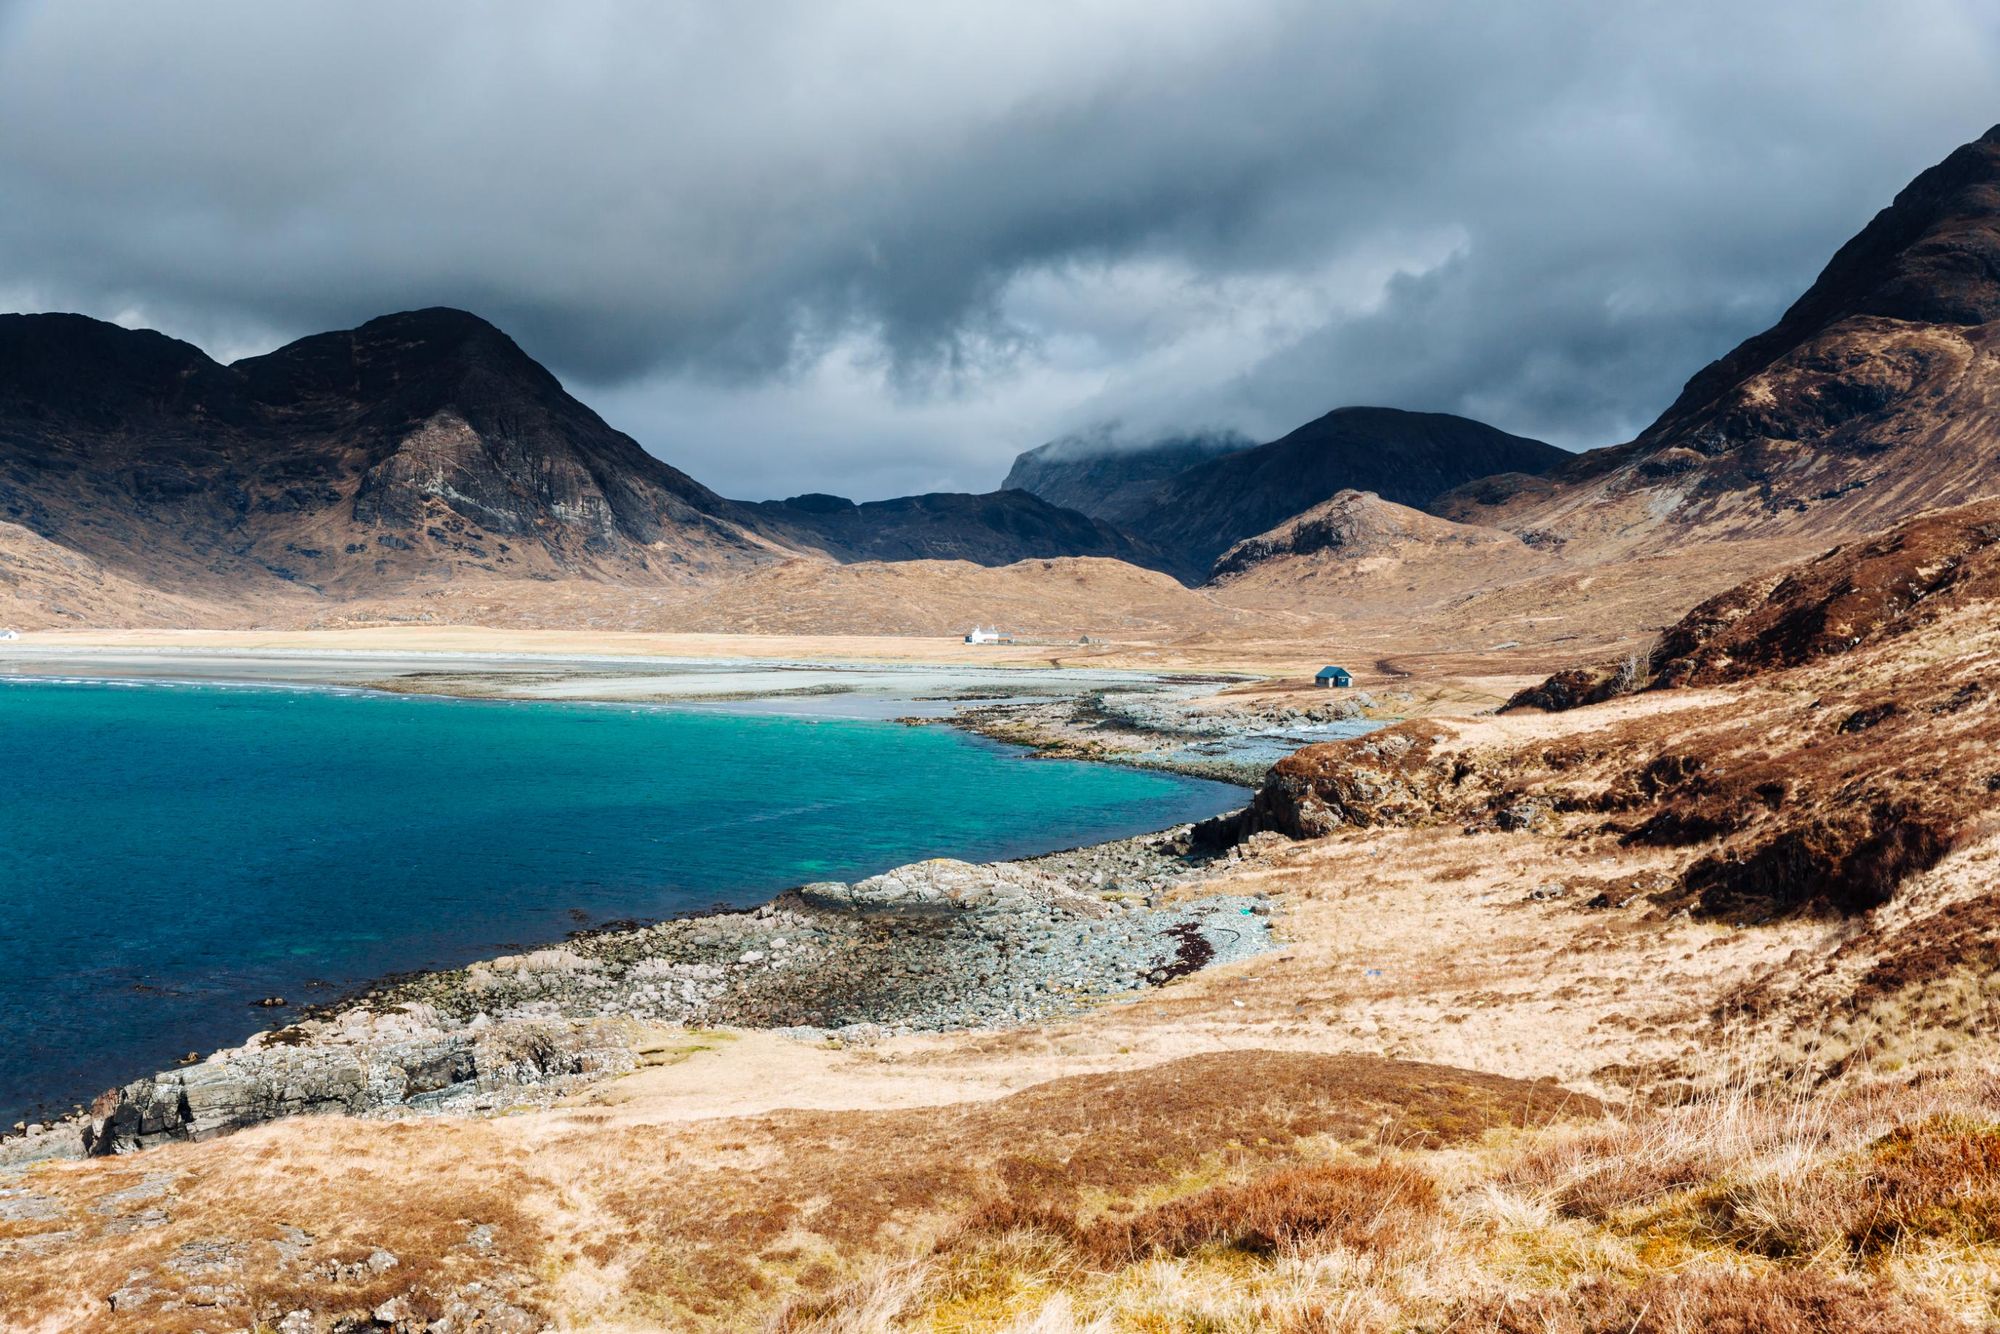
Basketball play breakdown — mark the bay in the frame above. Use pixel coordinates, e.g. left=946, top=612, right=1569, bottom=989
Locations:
left=0, top=679, right=1242, bottom=1123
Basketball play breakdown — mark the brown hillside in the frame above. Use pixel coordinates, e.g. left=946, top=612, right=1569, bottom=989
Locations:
left=301, top=555, right=1246, bottom=641
left=1207, top=488, right=1556, bottom=609
left=1214, top=497, right=2000, bottom=946
left=1506, top=496, right=2000, bottom=709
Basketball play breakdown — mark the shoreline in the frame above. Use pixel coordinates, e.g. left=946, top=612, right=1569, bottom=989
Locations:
left=1, top=823, right=1278, bottom=1168
left=3, top=639, right=1360, bottom=786
left=0, top=651, right=1304, bottom=1166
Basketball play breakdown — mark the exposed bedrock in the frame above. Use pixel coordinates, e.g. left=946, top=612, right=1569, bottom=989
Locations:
left=1197, top=724, right=1458, bottom=844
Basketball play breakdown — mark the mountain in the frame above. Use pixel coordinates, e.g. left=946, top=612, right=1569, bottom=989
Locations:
left=0, top=308, right=781, bottom=610
left=1002, top=429, right=1254, bottom=526
left=0, top=309, right=1203, bottom=625
left=1111, top=407, right=1566, bottom=578
left=1204, top=489, right=1552, bottom=613
left=1006, top=412, right=1563, bottom=581
left=1209, top=489, right=1532, bottom=579
left=745, top=488, right=1174, bottom=572
left=1441, top=125, right=2000, bottom=555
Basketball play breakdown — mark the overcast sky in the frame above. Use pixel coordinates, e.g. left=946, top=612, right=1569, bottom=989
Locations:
left=2, top=2, right=1996, bottom=500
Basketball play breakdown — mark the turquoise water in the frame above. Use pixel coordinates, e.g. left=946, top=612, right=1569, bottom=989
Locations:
left=0, top=679, right=1243, bottom=1123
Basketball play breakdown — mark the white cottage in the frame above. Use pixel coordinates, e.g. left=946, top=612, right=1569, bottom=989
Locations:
left=963, top=626, right=1013, bottom=645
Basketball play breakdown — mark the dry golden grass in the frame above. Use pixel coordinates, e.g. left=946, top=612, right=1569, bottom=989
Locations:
left=0, top=1052, right=1583, bottom=1333
left=952, top=1160, right=1441, bottom=1267
left=763, top=1059, right=2000, bottom=1334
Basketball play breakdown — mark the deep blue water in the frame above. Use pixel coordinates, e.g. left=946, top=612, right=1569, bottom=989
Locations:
left=0, top=679, right=1243, bottom=1123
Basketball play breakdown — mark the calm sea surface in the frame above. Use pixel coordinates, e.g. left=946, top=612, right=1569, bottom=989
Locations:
left=0, top=679, right=1243, bottom=1123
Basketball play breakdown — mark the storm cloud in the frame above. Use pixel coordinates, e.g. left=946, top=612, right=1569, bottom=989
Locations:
left=2, top=1, right=1996, bottom=498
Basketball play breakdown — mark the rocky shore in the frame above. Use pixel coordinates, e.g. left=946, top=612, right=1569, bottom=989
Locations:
left=1, top=826, right=1273, bottom=1170
left=946, top=681, right=1398, bottom=784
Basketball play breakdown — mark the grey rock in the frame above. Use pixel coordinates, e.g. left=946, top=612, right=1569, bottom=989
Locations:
left=34, top=833, right=1271, bottom=1162
left=0, top=1186, right=61, bottom=1222
left=88, top=1170, right=177, bottom=1214
left=102, top=1207, right=170, bottom=1234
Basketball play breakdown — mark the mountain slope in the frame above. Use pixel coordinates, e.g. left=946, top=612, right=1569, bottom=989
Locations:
left=0, top=520, right=235, bottom=629
left=1505, top=495, right=2000, bottom=711
left=1205, top=488, right=1555, bottom=612
left=1441, top=125, right=2000, bottom=556
left=1116, top=407, right=1566, bottom=577
left=1003, top=430, right=1254, bottom=527
left=745, top=489, right=1174, bottom=572
left=0, top=309, right=782, bottom=606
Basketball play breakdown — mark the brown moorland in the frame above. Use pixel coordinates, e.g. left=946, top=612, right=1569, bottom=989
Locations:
left=14, top=504, right=2000, bottom=1327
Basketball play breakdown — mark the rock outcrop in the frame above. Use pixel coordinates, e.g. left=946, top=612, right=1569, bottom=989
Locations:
left=1198, top=724, right=1459, bottom=844
left=81, top=1007, right=635, bottom=1156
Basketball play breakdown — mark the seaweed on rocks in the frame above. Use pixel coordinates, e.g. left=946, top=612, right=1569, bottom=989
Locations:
left=1156, top=922, right=1217, bottom=982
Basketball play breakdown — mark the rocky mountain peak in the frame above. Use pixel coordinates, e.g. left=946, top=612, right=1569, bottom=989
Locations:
left=1443, top=125, right=2000, bottom=557
left=0, top=314, right=237, bottom=426
left=1642, top=126, right=2000, bottom=446
left=233, top=307, right=564, bottom=414
left=0, top=307, right=779, bottom=607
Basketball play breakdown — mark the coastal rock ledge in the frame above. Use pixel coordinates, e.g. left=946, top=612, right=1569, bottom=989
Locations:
left=4, top=831, right=1271, bottom=1169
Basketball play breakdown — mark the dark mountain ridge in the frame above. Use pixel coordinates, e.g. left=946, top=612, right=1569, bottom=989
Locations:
left=747, top=488, right=1174, bottom=571
left=0, top=308, right=771, bottom=600
left=1441, top=125, right=2000, bottom=553
left=1109, top=407, right=1566, bottom=577
left=1002, top=430, right=1254, bottom=527
left=1007, top=413, right=1565, bottom=579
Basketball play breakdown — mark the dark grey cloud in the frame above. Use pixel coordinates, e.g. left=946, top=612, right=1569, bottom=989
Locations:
left=1, top=1, right=1996, bottom=497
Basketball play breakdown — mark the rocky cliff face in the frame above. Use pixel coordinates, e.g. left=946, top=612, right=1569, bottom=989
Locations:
left=1442, top=125, right=2000, bottom=556
left=0, top=308, right=781, bottom=607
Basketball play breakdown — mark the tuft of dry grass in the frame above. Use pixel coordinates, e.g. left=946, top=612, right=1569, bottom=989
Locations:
left=1455, top=1266, right=1952, bottom=1334
left=1693, top=1111, right=2000, bottom=1259
left=947, top=1159, right=1441, bottom=1271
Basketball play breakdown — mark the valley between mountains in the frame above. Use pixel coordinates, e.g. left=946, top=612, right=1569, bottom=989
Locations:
left=9, top=127, right=2000, bottom=1334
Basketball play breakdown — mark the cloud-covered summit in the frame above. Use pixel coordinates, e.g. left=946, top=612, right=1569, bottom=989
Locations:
left=2, top=1, right=1996, bottom=498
